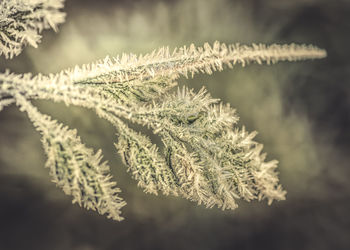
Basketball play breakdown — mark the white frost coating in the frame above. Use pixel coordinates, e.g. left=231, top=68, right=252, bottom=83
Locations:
left=16, top=95, right=126, bottom=221
left=0, top=0, right=65, bottom=58
left=0, top=97, right=15, bottom=111
left=68, top=41, right=327, bottom=84
left=0, top=39, right=327, bottom=221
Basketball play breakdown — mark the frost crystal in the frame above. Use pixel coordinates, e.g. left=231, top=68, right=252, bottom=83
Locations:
left=0, top=0, right=65, bottom=58
left=0, top=1, right=327, bottom=221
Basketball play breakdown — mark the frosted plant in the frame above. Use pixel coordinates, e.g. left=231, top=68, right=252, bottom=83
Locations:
left=0, top=0, right=65, bottom=58
left=0, top=0, right=326, bottom=221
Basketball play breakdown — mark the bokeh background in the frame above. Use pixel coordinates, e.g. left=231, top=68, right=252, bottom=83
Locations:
left=0, top=0, right=349, bottom=249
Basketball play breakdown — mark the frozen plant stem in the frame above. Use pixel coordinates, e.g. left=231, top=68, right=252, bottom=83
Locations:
left=0, top=0, right=327, bottom=222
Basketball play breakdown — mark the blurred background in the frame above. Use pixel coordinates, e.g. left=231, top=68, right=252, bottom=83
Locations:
left=0, top=0, right=349, bottom=249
